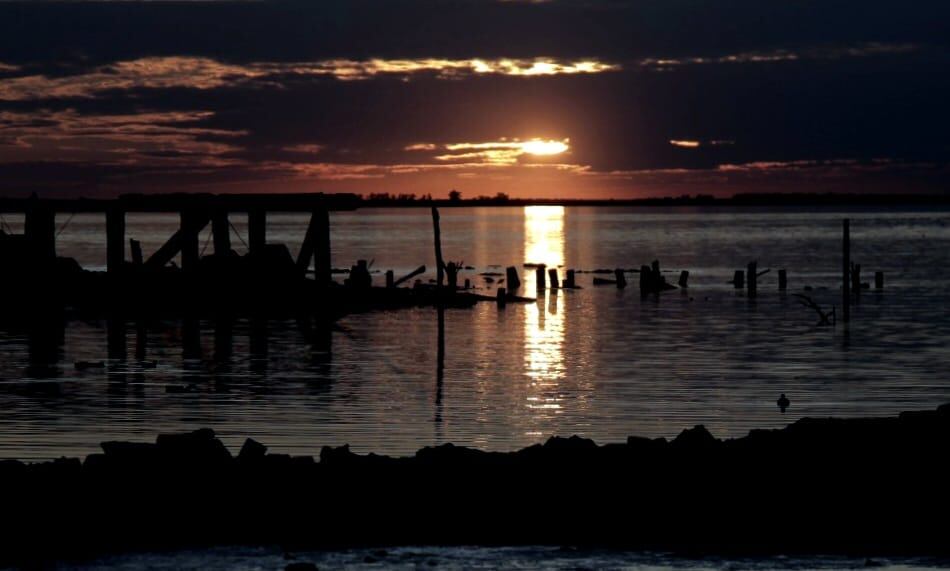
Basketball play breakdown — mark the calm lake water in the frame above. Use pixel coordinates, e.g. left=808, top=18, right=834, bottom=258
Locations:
left=2, top=205, right=950, bottom=461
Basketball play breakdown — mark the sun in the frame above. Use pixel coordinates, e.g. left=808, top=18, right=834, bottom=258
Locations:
left=519, top=138, right=569, bottom=156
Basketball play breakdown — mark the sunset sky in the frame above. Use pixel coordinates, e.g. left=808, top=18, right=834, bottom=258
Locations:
left=1, top=0, right=948, bottom=198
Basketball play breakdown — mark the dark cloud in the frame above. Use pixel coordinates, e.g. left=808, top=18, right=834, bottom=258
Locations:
left=1, top=0, right=949, bottom=197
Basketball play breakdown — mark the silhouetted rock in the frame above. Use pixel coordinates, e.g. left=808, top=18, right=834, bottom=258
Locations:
left=238, top=438, right=267, bottom=463
left=671, top=425, right=719, bottom=452
left=5, top=405, right=950, bottom=565
left=155, top=428, right=232, bottom=465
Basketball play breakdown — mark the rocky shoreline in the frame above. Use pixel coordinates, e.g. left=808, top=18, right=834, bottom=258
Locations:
left=2, top=404, right=949, bottom=565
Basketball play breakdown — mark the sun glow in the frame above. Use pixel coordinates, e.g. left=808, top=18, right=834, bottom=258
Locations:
left=520, top=139, right=569, bottom=156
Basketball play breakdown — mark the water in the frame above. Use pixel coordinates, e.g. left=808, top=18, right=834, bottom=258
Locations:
left=2, top=206, right=950, bottom=461
left=43, top=545, right=950, bottom=570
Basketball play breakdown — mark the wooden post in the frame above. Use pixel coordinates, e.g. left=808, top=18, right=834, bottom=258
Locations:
left=129, top=239, right=143, bottom=265
left=314, top=208, right=331, bottom=287
left=180, top=210, right=201, bottom=271
left=678, top=270, right=689, bottom=288
left=851, top=263, right=862, bottom=295
left=548, top=268, right=559, bottom=289
left=535, top=264, right=546, bottom=290
left=747, top=261, right=757, bottom=297
left=446, top=262, right=459, bottom=290
left=506, top=266, right=521, bottom=290
left=248, top=210, right=266, bottom=254
left=565, top=269, right=575, bottom=289
left=778, top=269, right=787, bottom=291
left=431, top=207, right=444, bottom=289
left=875, top=271, right=884, bottom=289
left=211, top=210, right=231, bottom=256
left=385, top=270, right=395, bottom=288
left=497, top=287, right=507, bottom=307
left=615, top=268, right=627, bottom=289
left=463, top=278, right=471, bottom=290
left=24, top=201, right=56, bottom=260
left=640, top=265, right=651, bottom=292
left=843, top=218, right=850, bottom=323
left=733, top=270, right=744, bottom=289
left=106, top=208, right=125, bottom=272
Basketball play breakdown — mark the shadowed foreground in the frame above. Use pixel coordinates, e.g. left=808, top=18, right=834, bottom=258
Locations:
left=2, top=404, right=949, bottom=565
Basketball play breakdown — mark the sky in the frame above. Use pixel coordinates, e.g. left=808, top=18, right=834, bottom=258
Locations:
left=1, top=0, right=949, bottom=199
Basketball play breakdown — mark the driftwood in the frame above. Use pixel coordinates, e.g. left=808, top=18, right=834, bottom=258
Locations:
left=794, top=294, right=836, bottom=326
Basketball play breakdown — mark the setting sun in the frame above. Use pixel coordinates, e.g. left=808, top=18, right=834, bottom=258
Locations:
left=520, top=139, right=569, bottom=156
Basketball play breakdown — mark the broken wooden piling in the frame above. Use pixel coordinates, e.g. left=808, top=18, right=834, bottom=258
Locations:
left=678, top=270, right=689, bottom=289
left=778, top=269, right=787, bottom=291
left=106, top=207, right=125, bottom=273
left=536, top=264, right=546, bottom=290
left=248, top=210, right=266, bottom=254
left=615, top=268, right=627, bottom=289
left=385, top=270, right=395, bottom=288
left=24, top=200, right=56, bottom=260
left=747, top=261, right=758, bottom=297
left=565, top=269, right=576, bottom=289
left=497, top=287, right=507, bottom=307
left=733, top=270, right=745, bottom=289
left=548, top=268, right=559, bottom=289
left=506, top=266, right=521, bottom=290
left=875, top=271, right=884, bottom=290
left=843, top=218, right=850, bottom=323
left=129, top=239, right=143, bottom=265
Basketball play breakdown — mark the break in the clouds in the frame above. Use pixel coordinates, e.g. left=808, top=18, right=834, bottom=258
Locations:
left=0, top=0, right=949, bottom=197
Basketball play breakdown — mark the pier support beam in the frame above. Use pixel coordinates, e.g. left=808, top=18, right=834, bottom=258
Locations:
left=211, top=210, right=231, bottom=256
left=106, top=208, right=125, bottom=273
left=180, top=210, right=202, bottom=272
left=24, top=201, right=56, bottom=261
left=248, top=210, right=266, bottom=254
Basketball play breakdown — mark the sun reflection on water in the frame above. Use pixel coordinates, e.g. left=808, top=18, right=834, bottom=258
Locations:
left=523, top=206, right=567, bottom=417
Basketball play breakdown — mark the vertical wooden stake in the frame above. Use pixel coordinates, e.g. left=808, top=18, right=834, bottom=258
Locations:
left=843, top=218, right=850, bottom=323
left=385, top=270, right=395, bottom=288
left=733, top=270, right=745, bottom=289
left=548, top=268, right=559, bottom=289
left=106, top=208, right=126, bottom=273
left=248, top=210, right=266, bottom=254
left=615, top=268, right=627, bottom=289
left=678, top=270, right=689, bottom=288
left=747, top=261, right=757, bottom=297
left=536, top=264, right=546, bottom=290
left=565, top=269, right=575, bottom=289
left=778, top=269, right=787, bottom=291
left=431, top=207, right=444, bottom=289
left=314, top=208, right=331, bottom=287
left=875, top=271, right=884, bottom=290
left=506, top=266, right=521, bottom=290
left=497, top=287, right=507, bottom=307
left=211, top=210, right=231, bottom=256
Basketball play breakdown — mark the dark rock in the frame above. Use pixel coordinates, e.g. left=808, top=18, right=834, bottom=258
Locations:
left=237, top=438, right=267, bottom=462
left=155, top=428, right=232, bottom=465
left=671, top=425, right=720, bottom=452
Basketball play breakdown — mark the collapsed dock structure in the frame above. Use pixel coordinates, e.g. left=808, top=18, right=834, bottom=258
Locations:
left=0, top=193, right=490, bottom=320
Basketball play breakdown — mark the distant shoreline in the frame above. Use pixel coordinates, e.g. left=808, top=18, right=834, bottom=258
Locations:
left=3, top=192, right=950, bottom=214
left=362, top=192, right=950, bottom=209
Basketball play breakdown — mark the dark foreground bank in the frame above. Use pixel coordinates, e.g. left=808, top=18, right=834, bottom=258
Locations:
left=2, top=404, right=949, bottom=566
